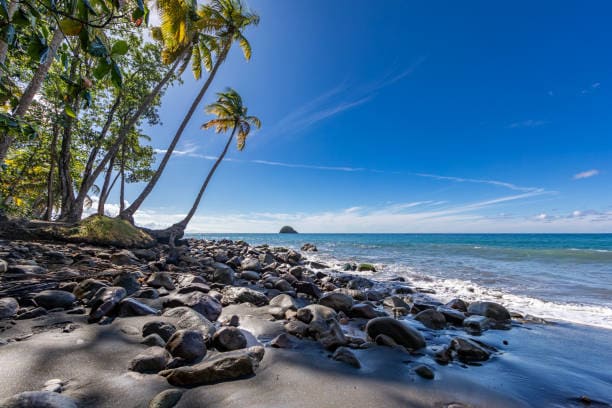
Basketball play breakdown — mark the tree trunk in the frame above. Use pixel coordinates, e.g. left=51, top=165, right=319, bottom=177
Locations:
left=70, top=55, right=184, bottom=221
left=43, top=124, right=59, bottom=220
left=120, top=140, right=126, bottom=213
left=0, top=28, right=64, bottom=163
left=171, top=125, right=236, bottom=233
left=97, top=155, right=116, bottom=216
left=0, top=0, right=19, bottom=65
left=119, top=45, right=230, bottom=222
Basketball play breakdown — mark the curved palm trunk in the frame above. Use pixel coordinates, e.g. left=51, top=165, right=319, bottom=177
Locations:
left=65, top=55, right=183, bottom=223
left=0, top=28, right=64, bottom=163
left=97, top=155, right=116, bottom=215
left=119, top=46, right=230, bottom=222
left=43, top=124, right=60, bottom=220
left=171, top=125, right=236, bottom=235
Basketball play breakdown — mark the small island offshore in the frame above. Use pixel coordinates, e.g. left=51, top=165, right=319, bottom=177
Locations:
left=0, top=0, right=611, bottom=407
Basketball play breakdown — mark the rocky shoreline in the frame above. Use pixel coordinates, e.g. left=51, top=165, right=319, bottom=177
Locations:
left=0, top=237, right=606, bottom=407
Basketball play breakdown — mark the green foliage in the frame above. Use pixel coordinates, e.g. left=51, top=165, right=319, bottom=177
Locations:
left=67, top=215, right=155, bottom=247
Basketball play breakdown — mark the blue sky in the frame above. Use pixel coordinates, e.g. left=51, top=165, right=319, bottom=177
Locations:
left=102, top=0, right=612, bottom=232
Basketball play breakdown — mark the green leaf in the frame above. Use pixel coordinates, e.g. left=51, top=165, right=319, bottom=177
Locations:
left=88, top=36, right=108, bottom=57
left=93, top=59, right=111, bottom=79
left=78, top=27, right=89, bottom=50
left=0, top=0, right=8, bottom=18
left=2, top=25, right=15, bottom=46
left=64, top=105, right=77, bottom=118
left=110, top=60, right=122, bottom=88
left=110, top=40, right=128, bottom=56
left=59, top=19, right=83, bottom=36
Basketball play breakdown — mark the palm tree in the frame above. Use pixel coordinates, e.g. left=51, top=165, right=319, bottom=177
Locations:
left=163, top=88, right=260, bottom=240
left=119, top=0, right=259, bottom=222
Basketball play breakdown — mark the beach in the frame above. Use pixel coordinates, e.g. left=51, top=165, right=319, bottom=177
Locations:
left=0, top=235, right=611, bottom=407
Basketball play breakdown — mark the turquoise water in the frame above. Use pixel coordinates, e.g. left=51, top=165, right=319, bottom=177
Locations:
left=187, top=233, right=612, bottom=328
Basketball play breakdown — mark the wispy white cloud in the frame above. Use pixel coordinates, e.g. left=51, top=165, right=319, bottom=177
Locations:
left=508, top=119, right=548, bottom=129
left=573, top=169, right=599, bottom=180
left=266, top=57, right=427, bottom=137
left=412, top=173, right=543, bottom=193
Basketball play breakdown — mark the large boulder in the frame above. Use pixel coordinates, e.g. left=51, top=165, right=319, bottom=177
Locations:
left=147, top=272, right=175, bottom=290
left=163, top=292, right=222, bottom=322
left=73, top=279, right=107, bottom=300
left=118, top=298, right=159, bottom=317
left=211, top=263, right=235, bottom=285
left=365, top=317, right=426, bottom=350
left=112, top=271, right=142, bottom=295
left=128, top=346, right=172, bottom=373
left=279, top=226, right=298, bottom=234
left=467, top=301, right=511, bottom=323
left=414, top=309, right=446, bottom=330
left=88, top=286, right=126, bottom=320
left=160, top=347, right=264, bottom=386
left=0, top=297, right=19, bottom=319
left=143, top=321, right=177, bottom=342
left=222, top=287, right=268, bottom=307
left=450, top=337, right=491, bottom=362
left=162, top=307, right=216, bottom=339
left=212, top=327, right=247, bottom=351
left=166, top=330, right=206, bottom=362
left=34, top=290, right=76, bottom=310
left=319, top=292, right=353, bottom=314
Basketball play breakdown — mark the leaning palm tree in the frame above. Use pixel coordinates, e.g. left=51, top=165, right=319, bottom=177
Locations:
left=119, top=0, right=259, bottom=222
left=163, top=88, right=260, bottom=241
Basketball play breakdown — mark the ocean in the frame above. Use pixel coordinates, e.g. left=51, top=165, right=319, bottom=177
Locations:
left=187, top=233, right=612, bottom=329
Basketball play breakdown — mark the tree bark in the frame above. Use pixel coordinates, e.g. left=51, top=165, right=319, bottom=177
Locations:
left=97, top=154, right=116, bottom=216
left=119, top=46, right=230, bottom=222
left=172, top=125, right=236, bottom=233
left=120, top=140, right=126, bottom=213
left=43, top=124, right=59, bottom=220
left=0, top=28, right=64, bottom=163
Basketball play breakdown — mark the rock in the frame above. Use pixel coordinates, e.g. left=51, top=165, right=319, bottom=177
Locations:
left=73, top=279, right=107, bottom=300
left=0, top=297, right=19, bottom=319
left=414, top=364, right=435, bottom=379
left=445, top=298, right=468, bottom=312
left=111, top=250, right=138, bottom=265
left=357, top=263, right=376, bottom=272
left=319, top=292, right=354, bottom=314
left=33, top=290, right=76, bottom=310
left=383, top=296, right=410, bottom=309
left=133, top=248, right=157, bottom=262
left=332, top=347, right=360, bottom=368
left=148, top=389, right=183, bottom=408
left=166, top=330, right=206, bottom=362
left=279, top=226, right=298, bottom=234
left=222, top=287, right=268, bottom=307
left=365, top=317, right=426, bottom=350
left=212, top=327, right=247, bottom=351
left=294, top=281, right=322, bottom=299
left=450, top=337, right=491, bottom=362
left=240, top=257, right=261, bottom=271
left=349, top=303, right=381, bottom=319
left=467, top=301, right=511, bottom=323
left=118, top=298, right=159, bottom=317
left=6, top=264, right=47, bottom=275
left=301, top=304, right=347, bottom=350
left=347, top=277, right=373, bottom=290
left=0, top=259, right=7, bottom=273
left=160, top=347, right=262, bottom=386
left=89, top=286, right=127, bottom=321
left=42, top=378, right=64, bottom=393
left=147, top=272, right=175, bottom=290
left=274, top=279, right=293, bottom=293
left=414, top=309, right=446, bottom=330
left=142, top=334, right=166, bottom=347
left=240, top=270, right=260, bottom=281
left=134, top=288, right=160, bottom=299
left=0, top=391, right=77, bottom=408
left=129, top=346, right=172, bottom=373
left=143, top=321, right=177, bottom=341
left=112, top=271, right=142, bottom=295
left=16, top=306, right=47, bottom=320
left=270, top=333, right=293, bottom=349
left=436, top=307, right=466, bottom=325
left=284, top=320, right=309, bottom=337
left=211, top=262, right=235, bottom=285
left=300, top=243, right=317, bottom=252
left=463, top=315, right=490, bottom=333
left=163, top=292, right=222, bottom=322
left=269, top=294, right=298, bottom=312
left=162, top=307, right=216, bottom=339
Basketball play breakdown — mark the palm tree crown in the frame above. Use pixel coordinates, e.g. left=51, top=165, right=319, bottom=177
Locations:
left=202, top=88, right=261, bottom=150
